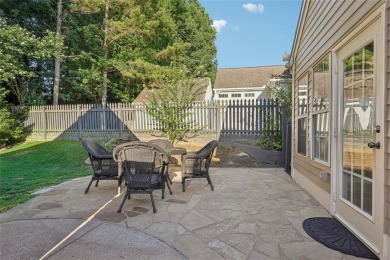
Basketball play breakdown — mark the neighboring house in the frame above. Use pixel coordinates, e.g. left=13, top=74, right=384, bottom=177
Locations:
left=289, top=1, right=389, bottom=258
left=213, top=65, right=287, bottom=100
left=130, top=77, right=213, bottom=132
left=132, top=77, right=213, bottom=103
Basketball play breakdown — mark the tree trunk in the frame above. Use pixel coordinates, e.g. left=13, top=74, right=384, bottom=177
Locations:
left=53, top=0, right=62, bottom=106
left=102, top=0, right=109, bottom=105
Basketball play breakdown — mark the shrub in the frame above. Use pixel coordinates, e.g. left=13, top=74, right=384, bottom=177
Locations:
left=0, top=88, right=29, bottom=147
left=256, top=78, right=292, bottom=152
left=256, top=130, right=283, bottom=151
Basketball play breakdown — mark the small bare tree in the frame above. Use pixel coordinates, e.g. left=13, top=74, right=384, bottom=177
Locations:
left=145, top=76, right=206, bottom=144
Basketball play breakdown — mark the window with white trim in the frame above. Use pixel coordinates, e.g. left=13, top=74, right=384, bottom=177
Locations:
left=219, top=93, right=228, bottom=98
left=312, top=56, right=330, bottom=163
left=297, top=74, right=308, bottom=156
left=245, top=93, right=255, bottom=97
left=231, top=93, right=241, bottom=98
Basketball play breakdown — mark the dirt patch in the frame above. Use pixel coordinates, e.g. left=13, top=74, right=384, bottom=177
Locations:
left=173, top=141, right=273, bottom=168
left=211, top=143, right=273, bottom=168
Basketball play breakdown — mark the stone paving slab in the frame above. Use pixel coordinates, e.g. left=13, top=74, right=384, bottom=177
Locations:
left=0, top=168, right=364, bottom=259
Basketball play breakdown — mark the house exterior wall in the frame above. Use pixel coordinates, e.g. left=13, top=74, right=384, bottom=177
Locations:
left=214, top=87, right=269, bottom=101
left=213, top=66, right=287, bottom=101
left=292, top=0, right=384, bottom=208
left=291, top=0, right=389, bottom=253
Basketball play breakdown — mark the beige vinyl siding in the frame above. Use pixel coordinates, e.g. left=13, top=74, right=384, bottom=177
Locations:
left=294, top=1, right=382, bottom=78
left=293, top=155, right=331, bottom=192
left=386, top=3, right=390, bottom=236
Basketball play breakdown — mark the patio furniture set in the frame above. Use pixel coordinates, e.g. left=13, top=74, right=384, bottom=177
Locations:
left=82, top=139, right=218, bottom=213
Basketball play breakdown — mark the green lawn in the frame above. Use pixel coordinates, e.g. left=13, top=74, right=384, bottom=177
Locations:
left=0, top=140, right=91, bottom=212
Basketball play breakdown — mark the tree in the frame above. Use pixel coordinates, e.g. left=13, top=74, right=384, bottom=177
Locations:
left=0, top=0, right=217, bottom=104
left=0, top=0, right=62, bottom=105
left=268, top=79, right=292, bottom=116
left=53, top=0, right=63, bottom=106
left=0, top=17, right=63, bottom=105
left=183, top=0, right=218, bottom=82
left=72, top=0, right=217, bottom=103
left=71, top=0, right=112, bottom=104
left=153, top=0, right=217, bottom=82
left=144, top=69, right=205, bottom=144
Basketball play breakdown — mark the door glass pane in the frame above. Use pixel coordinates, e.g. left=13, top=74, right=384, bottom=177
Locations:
left=362, top=145, right=373, bottom=179
left=343, top=136, right=353, bottom=172
left=352, top=176, right=361, bottom=208
left=353, top=49, right=363, bottom=82
left=342, top=42, right=374, bottom=215
left=344, top=56, right=353, bottom=86
left=364, top=43, right=374, bottom=78
left=363, top=180, right=373, bottom=214
left=342, top=171, right=351, bottom=201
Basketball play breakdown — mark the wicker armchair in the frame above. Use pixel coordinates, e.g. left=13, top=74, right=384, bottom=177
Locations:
left=181, top=140, right=218, bottom=192
left=113, top=141, right=172, bottom=213
left=82, top=140, right=122, bottom=194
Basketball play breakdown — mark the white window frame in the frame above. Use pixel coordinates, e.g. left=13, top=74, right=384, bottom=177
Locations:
left=311, top=55, right=331, bottom=165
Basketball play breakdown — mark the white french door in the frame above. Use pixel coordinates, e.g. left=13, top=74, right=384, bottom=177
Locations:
left=335, top=17, right=384, bottom=254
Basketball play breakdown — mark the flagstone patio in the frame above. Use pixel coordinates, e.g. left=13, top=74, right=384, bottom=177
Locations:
left=0, top=168, right=363, bottom=259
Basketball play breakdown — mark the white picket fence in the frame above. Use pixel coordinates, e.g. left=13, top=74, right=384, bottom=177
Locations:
left=25, top=99, right=282, bottom=140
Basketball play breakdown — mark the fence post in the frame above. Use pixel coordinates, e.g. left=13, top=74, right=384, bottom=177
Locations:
left=42, top=106, right=47, bottom=140
left=282, top=107, right=292, bottom=172
left=102, top=104, right=106, bottom=131
left=286, top=119, right=292, bottom=172
left=281, top=107, right=287, bottom=167
left=215, top=101, right=220, bottom=140
left=118, top=103, right=123, bottom=139
left=77, top=105, right=82, bottom=139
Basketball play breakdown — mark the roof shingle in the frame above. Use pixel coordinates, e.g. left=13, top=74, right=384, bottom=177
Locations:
left=214, top=65, right=287, bottom=89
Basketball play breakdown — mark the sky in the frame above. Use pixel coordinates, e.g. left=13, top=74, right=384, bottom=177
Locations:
left=199, top=0, right=303, bottom=69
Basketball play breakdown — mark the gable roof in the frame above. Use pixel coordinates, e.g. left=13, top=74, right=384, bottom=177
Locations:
left=133, top=77, right=211, bottom=103
left=214, top=65, right=287, bottom=90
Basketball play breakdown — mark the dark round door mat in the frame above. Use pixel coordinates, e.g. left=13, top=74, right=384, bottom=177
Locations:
left=302, top=217, right=378, bottom=259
